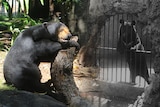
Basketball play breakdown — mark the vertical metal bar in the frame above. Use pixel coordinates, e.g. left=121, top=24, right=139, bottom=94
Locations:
left=111, top=16, right=114, bottom=81
left=150, top=42, right=153, bottom=74
left=102, top=24, right=105, bottom=80
left=104, top=22, right=106, bottom=80
left=116, top=14, right=119, bottom=82
left=120, top=14, right=123, bottom=82
left=140, top=23, right=144, bottom=87
left=139, top=24, right=142, bottom=86
left=125, top=14, right=129, bottom=82
left=98, top=30, right=101, bottom=79
left=134, top=15, right=137, bottom=85
left=125, top=13, right=128, bottom=82
left=149, top=37, right=152, bottom=75
left=100, top=29, right=103, bottom=80
left=107, top=18, right=110, bottom=81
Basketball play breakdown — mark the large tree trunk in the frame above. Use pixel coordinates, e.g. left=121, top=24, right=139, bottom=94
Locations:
left=29, top=0, right=49, bottom=19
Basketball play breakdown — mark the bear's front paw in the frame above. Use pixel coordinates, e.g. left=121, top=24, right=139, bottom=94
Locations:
left=69, top=40, right=80, bottom=51
left=69, top=36, right=80, bottom=50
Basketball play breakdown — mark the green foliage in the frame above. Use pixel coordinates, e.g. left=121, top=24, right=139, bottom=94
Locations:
left=9, top=14, right=40, bottom=46
left=0, top=14, right=40, bottom=50
left=0, top=15, right=9, bottom=21
left=0, top=80, right=16, bottom=90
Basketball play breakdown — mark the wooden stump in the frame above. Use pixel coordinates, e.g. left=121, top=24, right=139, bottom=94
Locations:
left=50, top=39, right=94, bottom=107
left=51, top=48, right=79, bottom=103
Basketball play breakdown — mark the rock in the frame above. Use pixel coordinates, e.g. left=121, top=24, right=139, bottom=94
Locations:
left=89, top=0, right=147, bottom=17
left=0, top=90, right=66, bottom=107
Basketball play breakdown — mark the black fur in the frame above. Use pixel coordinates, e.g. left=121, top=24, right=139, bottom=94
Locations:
left=117, top=19, right=150, bottom=84
left=3, top=22, right=79, bottom=95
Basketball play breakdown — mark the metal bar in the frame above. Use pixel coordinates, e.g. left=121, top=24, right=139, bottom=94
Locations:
left=97, top=47, right=151, bottom=54
left=120, top=14, right=123, bottom=82
left=125, top=13, right=129, bottom=82
left=149, top=38, right=153, bottom=75
left=115, top=14, right=119, bottom=82
left=99, top=30, right=102, bottom=80
left=98, top=32, right=101, bottom=80
left=107, top=19, right=110, bottom=81
left=112, top=16, right=114, bottom=81
left=96, top=13, right=153, bottom=88
left=102, top=22, right=105, bottom=80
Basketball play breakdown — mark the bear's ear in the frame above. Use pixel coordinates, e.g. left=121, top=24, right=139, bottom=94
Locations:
left=120, top=19, right=124, bottom=24
left=131, top=20, right=136, bottom=25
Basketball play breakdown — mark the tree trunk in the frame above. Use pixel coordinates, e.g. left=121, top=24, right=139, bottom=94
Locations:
left=28, top=0, right=49, bottom=19
left=50, top=37, right=94, bottom=107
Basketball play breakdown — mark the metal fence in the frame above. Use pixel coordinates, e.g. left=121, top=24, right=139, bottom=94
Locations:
left=96, top=14, right=154, bottom=87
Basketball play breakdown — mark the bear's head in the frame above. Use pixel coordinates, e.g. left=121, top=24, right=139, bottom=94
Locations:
left=47, top=22, right=80, bottom=50
left=56, top=23, right=72, bottom=43
left=32, top=22, right=80, bottom=50
left=44, top=22, right=72, bottom=43
left=33, top=22, right=73, bottom=43
left=119, top=19, right=136, bottom=39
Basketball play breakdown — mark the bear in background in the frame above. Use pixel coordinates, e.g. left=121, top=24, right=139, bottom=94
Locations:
left=117, top=19, right=150, bottom=84
left=3, top=22, right=80, bottom=99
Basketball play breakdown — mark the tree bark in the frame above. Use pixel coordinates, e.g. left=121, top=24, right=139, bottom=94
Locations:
left=50, top=37, right=94, bottom=107
left=28, top=0, right=49, bottom=19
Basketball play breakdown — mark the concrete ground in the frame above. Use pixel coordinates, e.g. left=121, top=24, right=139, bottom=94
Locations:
left=97, top=49, right=154, bottom=87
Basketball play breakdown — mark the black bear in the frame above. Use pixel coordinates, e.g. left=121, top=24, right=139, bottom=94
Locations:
left=3, top=22, right=80, bottom=94
left=117, top=19, right=150, bottom=84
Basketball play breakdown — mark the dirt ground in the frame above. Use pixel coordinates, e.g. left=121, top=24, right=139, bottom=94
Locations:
left=0, top=51, right=7, bottom=83
left=0, top=51, right=51, bottom=84
left=0, top=51, right=136, bottom=107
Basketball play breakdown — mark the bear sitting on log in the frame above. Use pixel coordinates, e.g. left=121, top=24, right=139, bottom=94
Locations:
left=3, top=22, right=80, bottom=101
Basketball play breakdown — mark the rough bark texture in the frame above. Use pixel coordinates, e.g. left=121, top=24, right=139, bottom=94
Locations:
left=128, top=0, right=160, bottom=107
left=51, top=48, right=79, bottom=103
left=50, top=37, right=95, bottom=107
